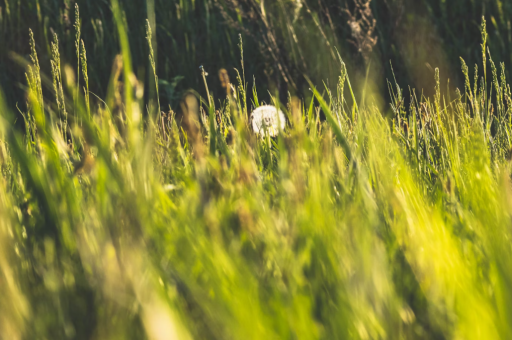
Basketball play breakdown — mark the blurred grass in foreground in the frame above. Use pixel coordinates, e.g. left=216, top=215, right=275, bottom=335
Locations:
left=2, top=4, right=512, bottom=340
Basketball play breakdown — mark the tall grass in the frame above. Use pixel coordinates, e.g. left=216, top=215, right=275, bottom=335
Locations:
left=3, top=0, right=512, bottom=113
left=2, top=3, right=512, bottom=340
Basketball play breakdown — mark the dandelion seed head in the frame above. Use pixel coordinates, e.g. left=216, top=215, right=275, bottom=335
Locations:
left=250, top=105, right=286, bottom=137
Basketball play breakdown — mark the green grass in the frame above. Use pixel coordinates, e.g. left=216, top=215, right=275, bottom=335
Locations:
left=3, top=3, right=512, bottom=340
left=3, top=0, right=512, bottom=113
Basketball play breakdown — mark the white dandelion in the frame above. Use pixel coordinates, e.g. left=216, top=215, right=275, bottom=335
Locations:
left=250, top=105, right=286, bottom=137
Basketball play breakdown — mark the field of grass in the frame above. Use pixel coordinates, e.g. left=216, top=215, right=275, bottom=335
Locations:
left=3, top=1, right=512, bottom=340
left=3, top=0, right=512, bottom=112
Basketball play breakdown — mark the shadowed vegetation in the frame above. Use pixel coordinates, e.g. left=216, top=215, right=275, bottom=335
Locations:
left=3, top=0, right=512, bottom=111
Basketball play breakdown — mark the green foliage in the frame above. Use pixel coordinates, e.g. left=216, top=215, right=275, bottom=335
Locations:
left=4, top=0, right=512, bottom=113
left=3, top=3, right=512, bottom=340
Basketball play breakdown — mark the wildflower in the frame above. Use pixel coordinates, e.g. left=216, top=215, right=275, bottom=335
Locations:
left=250, top=105, right=286, bottom=137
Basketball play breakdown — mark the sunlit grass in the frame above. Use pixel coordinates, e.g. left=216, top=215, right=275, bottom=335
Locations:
left=1, top=6, right=512, bottom=340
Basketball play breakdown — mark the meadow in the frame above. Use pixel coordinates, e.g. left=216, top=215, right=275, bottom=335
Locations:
left=2, top=0, right=512, bottom=339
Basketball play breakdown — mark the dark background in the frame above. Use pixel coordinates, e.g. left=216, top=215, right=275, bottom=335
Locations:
left=0, top=0, right=509, bottom=115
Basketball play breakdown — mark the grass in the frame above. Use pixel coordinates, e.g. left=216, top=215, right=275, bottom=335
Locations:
left=3, top=0, right=512, bottom=112
left=2, top=2, right=512, bottom=340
